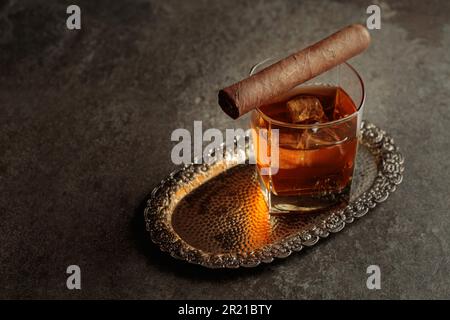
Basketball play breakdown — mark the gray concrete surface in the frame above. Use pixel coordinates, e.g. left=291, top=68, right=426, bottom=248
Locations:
left=0, top=0, right=449, bottom=299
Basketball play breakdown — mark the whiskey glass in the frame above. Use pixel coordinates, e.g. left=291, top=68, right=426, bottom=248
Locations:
left=250, top=58, right=365, bottom=214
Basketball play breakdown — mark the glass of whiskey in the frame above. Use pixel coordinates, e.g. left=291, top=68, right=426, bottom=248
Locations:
left=250, top=58, right=365, bottom=214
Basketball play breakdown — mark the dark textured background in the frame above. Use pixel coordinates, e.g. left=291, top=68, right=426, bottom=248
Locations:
left=0, top=0, right=449, bottom=299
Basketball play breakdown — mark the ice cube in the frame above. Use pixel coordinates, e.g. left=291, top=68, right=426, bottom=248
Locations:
left=278, top=128, right=347, bottom=169
left=298, top=127, right=346, bottom=150
left=286, top=95, right=328, bottom=124
left=278, top=127, right=342, bottom=150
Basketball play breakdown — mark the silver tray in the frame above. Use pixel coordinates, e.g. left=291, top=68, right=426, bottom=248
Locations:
left=144, top=121, right=404, bottom=268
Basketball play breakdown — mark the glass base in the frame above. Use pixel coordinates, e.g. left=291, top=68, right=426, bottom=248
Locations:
left=258, top=174, right=350, bottom=215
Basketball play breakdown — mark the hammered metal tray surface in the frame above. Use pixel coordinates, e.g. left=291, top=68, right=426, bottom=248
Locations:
left=144, top=122, right=404, bottom=268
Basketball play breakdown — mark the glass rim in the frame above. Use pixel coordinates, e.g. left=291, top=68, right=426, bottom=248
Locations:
left=250, top=59, right=365, bottom=129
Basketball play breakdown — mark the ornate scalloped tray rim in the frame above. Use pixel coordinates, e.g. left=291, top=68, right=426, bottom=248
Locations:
left=144, top=121, right=404, bottom=268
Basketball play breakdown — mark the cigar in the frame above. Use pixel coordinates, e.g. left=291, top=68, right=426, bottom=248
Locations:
left=218, top=24, right=371, bottom=119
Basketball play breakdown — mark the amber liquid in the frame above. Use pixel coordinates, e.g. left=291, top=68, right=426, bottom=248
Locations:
left=251, top=86, right=358, bottom=202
